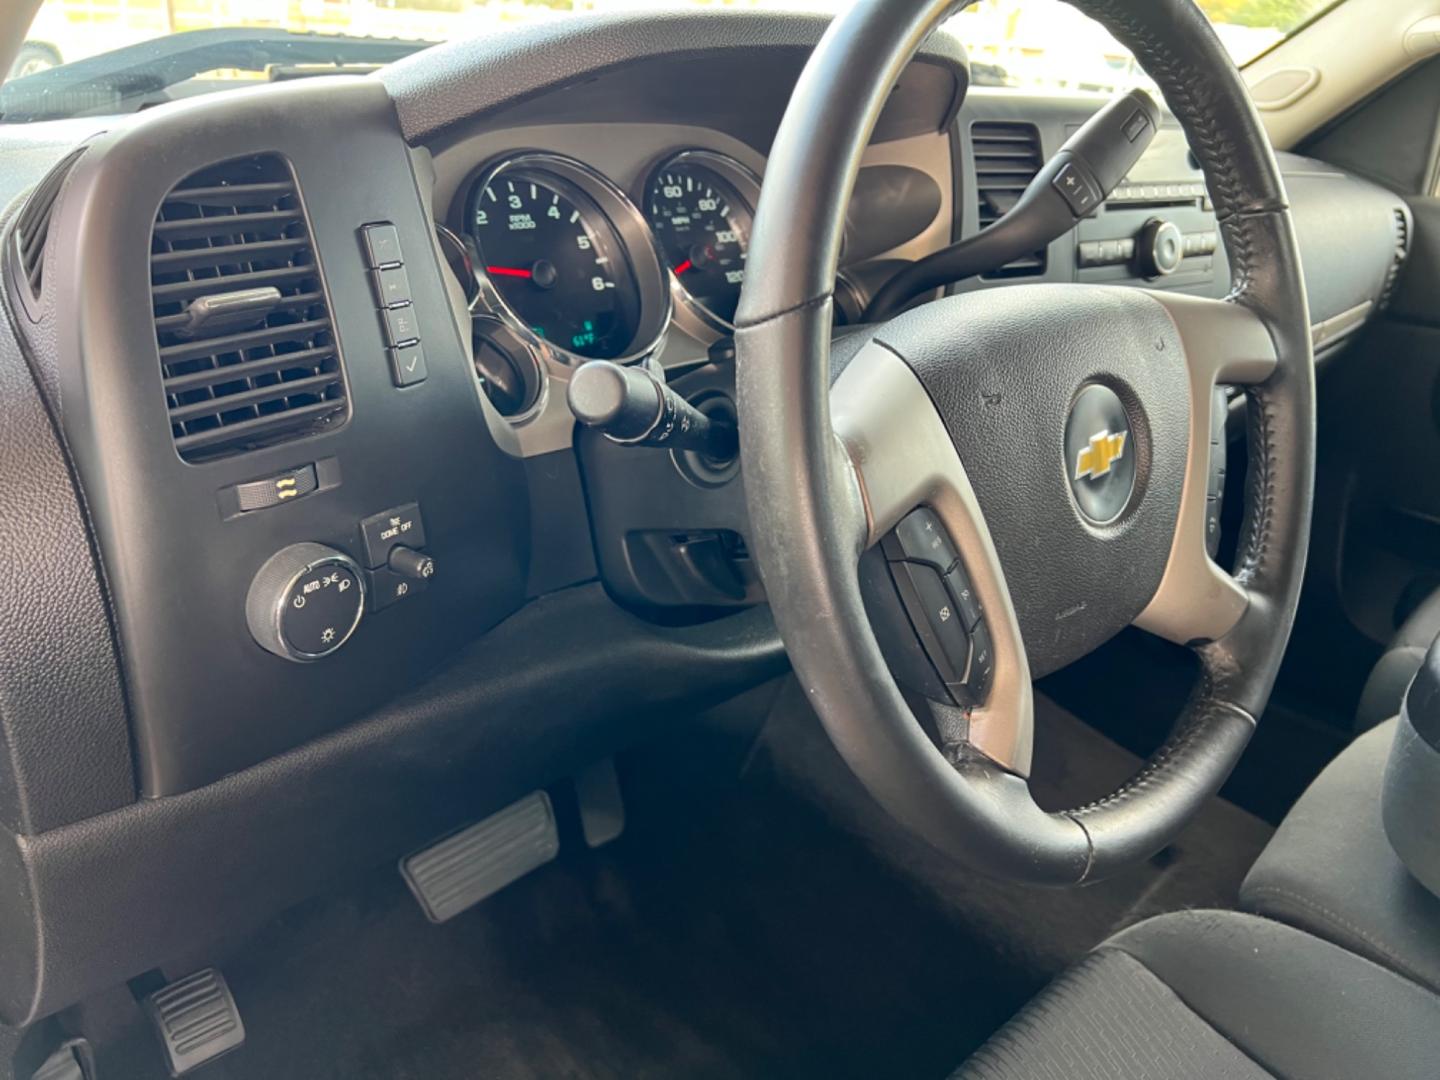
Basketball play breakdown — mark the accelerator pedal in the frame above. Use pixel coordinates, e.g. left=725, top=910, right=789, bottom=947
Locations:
left=402, top=791, right=559, bottom=923
left=143, top=968, right=245, bottom=1076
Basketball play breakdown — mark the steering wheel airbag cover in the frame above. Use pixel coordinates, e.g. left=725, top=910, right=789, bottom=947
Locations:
left=874, top=284, right=1190, bottom=677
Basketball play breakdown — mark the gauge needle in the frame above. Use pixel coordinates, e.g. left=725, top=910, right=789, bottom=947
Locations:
left=486, top=266, right=533, bottom=279
left=672, top=259, right=693, bottom=275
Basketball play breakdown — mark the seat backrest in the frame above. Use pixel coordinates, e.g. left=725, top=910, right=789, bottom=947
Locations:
left=1385, top=636, right=1440, bottom=898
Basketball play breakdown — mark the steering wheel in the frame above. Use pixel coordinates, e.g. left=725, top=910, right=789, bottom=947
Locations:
left=734, top=0, right=1313, bottom=885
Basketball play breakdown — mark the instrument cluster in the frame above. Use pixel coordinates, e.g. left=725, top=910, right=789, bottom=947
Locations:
left=450, top=148, right=762, bottom=378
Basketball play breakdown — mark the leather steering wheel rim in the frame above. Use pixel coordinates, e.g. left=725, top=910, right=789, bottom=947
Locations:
left=733, top=0, right=1314, bottom=885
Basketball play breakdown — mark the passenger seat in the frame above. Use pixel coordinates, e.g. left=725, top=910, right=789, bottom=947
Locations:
left=1356, top=589, right=1440, bottom=730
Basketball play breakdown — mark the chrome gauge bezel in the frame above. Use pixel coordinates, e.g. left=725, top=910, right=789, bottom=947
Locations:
left=459, top=152, right=673, bottom=367
left=638, top=149, right=763, bottom=336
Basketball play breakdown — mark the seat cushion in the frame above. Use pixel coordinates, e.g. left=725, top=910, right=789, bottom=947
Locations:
left=1356, top=588, right=1440, bottom=731
left=1240, top=718, right=1440, bottom=994
left=956, top=910, right=1440, bottom=1080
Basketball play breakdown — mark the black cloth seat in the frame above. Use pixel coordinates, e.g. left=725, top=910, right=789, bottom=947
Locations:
left=1240, top=717, right=1440, bottom=994
left=953, top=909, right=1440, bottom=1079
left=1356, top=590, right=1440, bottom=731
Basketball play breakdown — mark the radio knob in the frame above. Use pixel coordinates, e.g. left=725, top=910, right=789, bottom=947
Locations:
left=245, top=543, right=366, bottom=662
left=1137, top=218, right=1184, bottom=278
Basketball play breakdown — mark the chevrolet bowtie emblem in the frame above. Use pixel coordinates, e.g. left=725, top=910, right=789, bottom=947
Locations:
left=1074, top=430, right=1127, bottom=482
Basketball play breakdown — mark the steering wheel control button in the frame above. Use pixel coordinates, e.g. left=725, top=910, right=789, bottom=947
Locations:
left=1206, top=388, right=1228, bottom=559
left=232, top=464, right=318, bottom=513
left=883, top=507, right=959, bottom=573
left=361, top=222, right=403, bottom=268
left=246, top=543, right=366, bottom=662
left=1065, top=383, right=1137, bottom=526
left=968, top=620, right=996, bottom=699
left=1051, top=160, right=1103, bottom=217
left=894, top=562, right=972, bottom=684
left=360, top=503, right=426, bottom=567
left=944, top=565, right=984, bottom=631
left=389, top=343, right=427, bottom=387
left=370, top=265, right=412, bottom=309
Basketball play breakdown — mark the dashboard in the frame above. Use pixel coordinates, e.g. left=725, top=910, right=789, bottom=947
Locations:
left=0, top=10, right=1412, bottom=1028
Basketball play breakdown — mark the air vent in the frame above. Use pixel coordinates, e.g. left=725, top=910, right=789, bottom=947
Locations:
left=970, top=120, right=1046, bottom=278
left=149, top=154, right=347, bottom=463
left=11, top=147, right=84, bottom=301
left=1380, top=207, right=1411, bottom=311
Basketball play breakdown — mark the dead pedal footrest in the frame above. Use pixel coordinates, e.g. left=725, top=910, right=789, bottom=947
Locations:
left=144, top=968, right=245, bottom=1076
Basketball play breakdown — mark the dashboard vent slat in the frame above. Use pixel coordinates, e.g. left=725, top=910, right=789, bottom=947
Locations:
left=11, top=147, right=85, bottom=301
left=970, top=120, right=1046, bottom=279
left=149, top=154, right=347, bottom=463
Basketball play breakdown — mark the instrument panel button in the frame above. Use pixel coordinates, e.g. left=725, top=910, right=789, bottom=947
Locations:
left=382, top=303, right=421, bottom=347
left=371, top=265, right=412, bottom=309
left=361, top=222, right=403, bottom=268
left=360, top=503, right=426, bottom=568
left=368, top=566, right=427, bottom=611
left=233, top=463, right=317, bottom=512
left=389, top=343, right=427, bottom=387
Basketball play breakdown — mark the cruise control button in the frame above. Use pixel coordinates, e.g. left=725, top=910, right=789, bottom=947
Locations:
left=362, top=223, right=403, bottom=268
left=896, top=562, right=971, bottom=683
left=968, top=620, right=996, bottom=698
left=882, top=507, right=958, bottom=573
left=944, top=565, right=984, bottom=630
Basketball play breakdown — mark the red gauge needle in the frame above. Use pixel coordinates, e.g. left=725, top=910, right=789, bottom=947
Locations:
left=672, top=259, right=693, bottom=275
left=486, top=265, right=533, bottom=279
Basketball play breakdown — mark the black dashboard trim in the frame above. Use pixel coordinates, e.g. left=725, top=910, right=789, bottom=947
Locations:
left=378, top=11, right=968, bottom=149
left=0, top=584, right=785, bottom=1025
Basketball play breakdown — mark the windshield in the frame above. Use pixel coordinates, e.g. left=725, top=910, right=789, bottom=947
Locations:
left=5, top=0, right=1341, bottom=122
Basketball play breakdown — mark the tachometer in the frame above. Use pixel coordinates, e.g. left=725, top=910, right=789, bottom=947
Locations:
left=464, top=155, right=670, bottom=363
left=643, top=151, right=761, bottom=328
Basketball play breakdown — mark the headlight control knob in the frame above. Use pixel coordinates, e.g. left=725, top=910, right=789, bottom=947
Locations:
left=246, top=543, right=366, bottom=662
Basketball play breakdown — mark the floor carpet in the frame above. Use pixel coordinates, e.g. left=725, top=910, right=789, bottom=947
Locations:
left=90, top=680, right=1272, bottom=1080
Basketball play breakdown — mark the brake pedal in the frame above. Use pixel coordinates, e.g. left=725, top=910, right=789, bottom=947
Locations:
left=143, top=968, right=245, bottom=1076
left=402, top=791, right=559, bottom=923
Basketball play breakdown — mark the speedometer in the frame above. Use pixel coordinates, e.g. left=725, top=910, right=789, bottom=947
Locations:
left=643, top=151, right=761, bottom=328
left=463, top=155, right=671, bottom=364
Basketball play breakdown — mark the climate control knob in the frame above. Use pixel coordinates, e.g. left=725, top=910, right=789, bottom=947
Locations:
left=245, top=543, right=366, bottom=662
left=1137, top=217, right=1184, bottom=278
